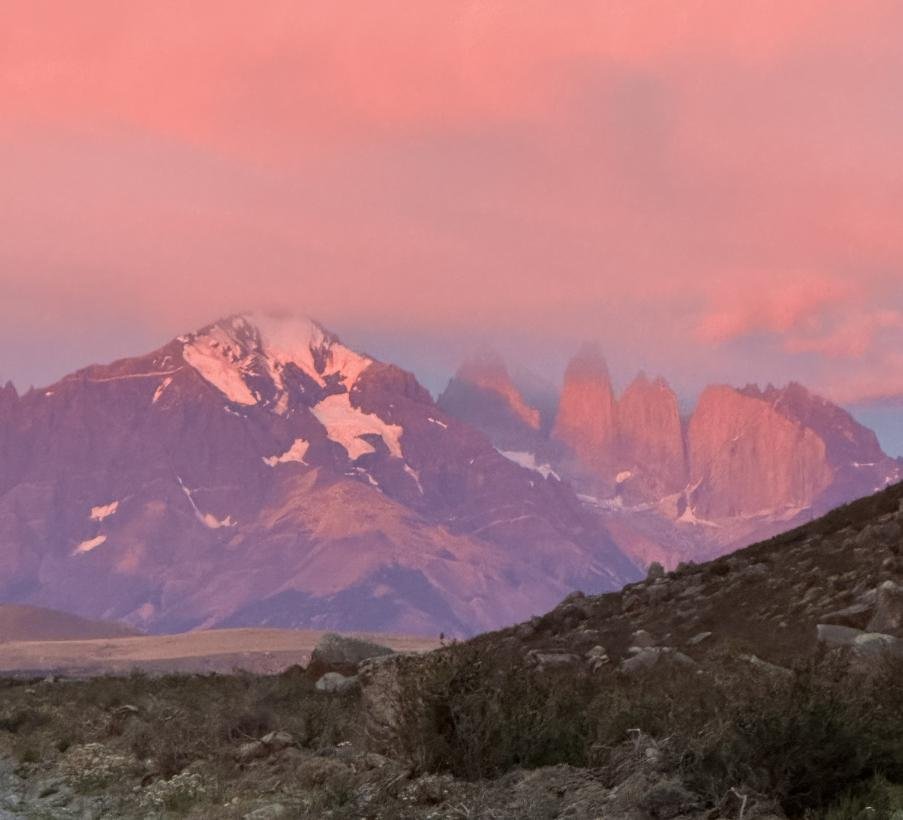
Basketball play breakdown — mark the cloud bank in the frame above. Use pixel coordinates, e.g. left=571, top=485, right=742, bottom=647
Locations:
left=2, top=1, right=903, bottom=405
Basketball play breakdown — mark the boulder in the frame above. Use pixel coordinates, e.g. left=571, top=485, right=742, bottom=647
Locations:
left=527, top=649, right=580, bottom=670
left=739, top=654, right=793, bottom=679
left=585, top=645, right=610, bottom=671
left=243, top=805, right=289, bottom=820
left=359, top=653, right=416, bottom=755
left=308, top=632, right=394, bottom=677
left=630, top=629, right=656, bottom=648
left=260, top=731, right=294, bottom=751
left=315, top=672, right=359, bottom=694
left=816, top=623, right=903, bottom=660
left=815, top=623, right=865, bottom=647
left=619, top=647, right=696, bottom=675
left=867, top=581, right=903, bottom=636
left=819, top=602, right=874, bottom=630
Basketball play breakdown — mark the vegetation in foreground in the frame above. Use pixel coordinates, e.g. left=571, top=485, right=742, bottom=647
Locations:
left=0, top=645, right=902, bottom=818
left=2, top=486, right=902, bottom=818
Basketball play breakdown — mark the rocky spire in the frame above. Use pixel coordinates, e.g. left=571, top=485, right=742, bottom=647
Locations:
left=617, top=372, right=687, bottom=497
left=552, top=343, right=618, bottom=469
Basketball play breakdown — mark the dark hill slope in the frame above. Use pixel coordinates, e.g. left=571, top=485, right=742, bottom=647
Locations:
left=481, top=480, right=903, bottom=667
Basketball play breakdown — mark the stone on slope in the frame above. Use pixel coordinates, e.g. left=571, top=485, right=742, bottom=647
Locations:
left=619, top=647, right=696, bottom=675
left=315, top=672, right=359, bottom=694
left=866, top=581, right=903, bottom=636
left=308, top=633, right=394, bottom=676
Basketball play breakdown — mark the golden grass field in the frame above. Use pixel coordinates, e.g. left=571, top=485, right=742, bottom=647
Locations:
left=0, top=628, right=440, bottom=677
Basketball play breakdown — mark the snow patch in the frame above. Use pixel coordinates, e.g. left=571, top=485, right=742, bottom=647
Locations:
left=497, top=450, right=559, bottom=480
left=90, top=501, right=119, bottom=522
left=404, top=464, right=424, bottom=494
left=263, top=438, right=310, bottom=467
left=200, top=512, right=236, bottom=529
left=177, top=477, right=237, bottom=530
left=182, top=331, right=257, bottom=405
left=676, top=505, right=720, bottom=528
left=311, top=393, right=403, bottom=461
left=355, top=467, right=380, bottom=487
left=427, top=417, right=448, bottom=429
left=74, top=535, right=107, bottom=555
left=180, top=313, right=375, bottom=412
left=152, top=377, right=173, bottom=404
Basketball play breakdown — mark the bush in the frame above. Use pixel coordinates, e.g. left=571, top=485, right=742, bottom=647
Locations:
left=393, top=643, right=903, bottom=816
left=395, top=641, right=596, bottom=779
left=674, top=654, right=903, bottom=813
left=824, top=775, right=903, bottom=820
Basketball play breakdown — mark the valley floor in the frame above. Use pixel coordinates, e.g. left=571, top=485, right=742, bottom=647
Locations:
left=0, top=629, right=439, bottom=678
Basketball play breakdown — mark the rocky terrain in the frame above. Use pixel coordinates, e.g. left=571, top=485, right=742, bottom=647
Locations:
left=440, top=347, right=901, bottom=569
left=1, top=481, right=902, bottom=818
left=0, top=314, right=637, bottom=637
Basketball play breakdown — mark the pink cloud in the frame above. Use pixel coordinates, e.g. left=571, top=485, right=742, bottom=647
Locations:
left=2, top=1, right=903, bottom=406
left=695, top=275, right=855, bottom=344
left=785, top=309, right=903, bottom=358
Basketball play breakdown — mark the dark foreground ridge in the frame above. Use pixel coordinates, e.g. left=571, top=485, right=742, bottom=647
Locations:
left=1, top=482, right=903, bottom=818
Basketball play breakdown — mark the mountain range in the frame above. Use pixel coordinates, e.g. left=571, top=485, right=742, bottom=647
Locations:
left=0, top=314, right=635, bottom=637
left=438, top=344, right=901, bottom=570
left=0, top=313, right=898, bottom=637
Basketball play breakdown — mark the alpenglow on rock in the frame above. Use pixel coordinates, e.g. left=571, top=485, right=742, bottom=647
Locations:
left=441, top=347, right=901, bottom=569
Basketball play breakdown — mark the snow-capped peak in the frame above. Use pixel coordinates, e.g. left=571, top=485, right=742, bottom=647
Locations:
left=180, top=313, right=372, bottom=409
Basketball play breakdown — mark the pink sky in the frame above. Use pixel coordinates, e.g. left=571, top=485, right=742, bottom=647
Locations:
left=2, top=1, right=903, bottom=424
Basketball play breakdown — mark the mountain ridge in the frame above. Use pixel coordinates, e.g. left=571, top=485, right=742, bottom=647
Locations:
left=440, top=347, right=901, bottom=569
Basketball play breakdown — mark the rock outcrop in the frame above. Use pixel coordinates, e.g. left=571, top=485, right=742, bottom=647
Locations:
left=616, top=373, right=687, bottom=500
left=686, top=385, right=835, bottom=519
left=437, top=351, right=541, bottom=451
left=551, top=343, right=619, bottom=484
left=444, top=345, right=901, bottom=569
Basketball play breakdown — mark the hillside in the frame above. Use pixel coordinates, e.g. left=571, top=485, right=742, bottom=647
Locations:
left=0, top=605, right=139, bottom=643
left=1, top=483, right=902, bottom=818
left=472, top=478, right=903, bottom=668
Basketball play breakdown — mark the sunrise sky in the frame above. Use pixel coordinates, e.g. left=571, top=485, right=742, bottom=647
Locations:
left=2, top=1, right=902, bottom=450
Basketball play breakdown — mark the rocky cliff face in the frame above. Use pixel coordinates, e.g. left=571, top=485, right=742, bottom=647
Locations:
left=686, top=385, right=835, bottom=520
left=437, top=351, right=542, bottom=452
left=686, top=383, right=901, bottom=522
left=616, top=374, right=687, bottom=501
left=551, top=344, right=618, bottom=485
left=0, top=314, right=639, bottom=636
left=444, top=348, right=901, bottom=569
left=749, top=382, right=899, bottom=509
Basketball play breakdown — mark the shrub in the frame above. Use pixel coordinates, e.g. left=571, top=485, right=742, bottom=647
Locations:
left=393, top=642, right=903, bottom=816
left=395, top=641, right=596, bottom=779
left=646, top=561, right=665, bottom=580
